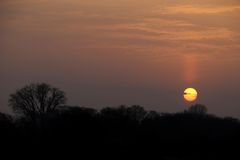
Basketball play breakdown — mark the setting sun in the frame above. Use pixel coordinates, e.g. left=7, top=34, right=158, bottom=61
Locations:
left=183, top=88, right=198, bottom=102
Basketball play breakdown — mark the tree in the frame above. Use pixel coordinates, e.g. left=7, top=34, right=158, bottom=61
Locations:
left=9, top=83, right=66, bottom=117
left=100, top=105, right=147, bottom=123
left=125, top=105, right=147, bottom=122
left=0, top=112, right=13, bottom=130
left=186, top=104, right=207, bottom=115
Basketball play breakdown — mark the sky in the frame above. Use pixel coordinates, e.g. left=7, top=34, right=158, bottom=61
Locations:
left=1, top=0, right=240, bottom=117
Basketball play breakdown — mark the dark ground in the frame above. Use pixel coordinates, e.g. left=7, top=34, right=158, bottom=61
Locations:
left=0, top=105, right=239, bottom=159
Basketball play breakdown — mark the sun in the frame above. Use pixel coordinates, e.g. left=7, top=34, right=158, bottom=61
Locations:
left=183, top=88, right=198, bottom=102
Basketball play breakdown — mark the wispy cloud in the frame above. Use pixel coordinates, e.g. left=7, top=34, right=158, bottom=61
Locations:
left=160, top=5, right=240, bottom=14
left=97, top=18, right=238, bottom=42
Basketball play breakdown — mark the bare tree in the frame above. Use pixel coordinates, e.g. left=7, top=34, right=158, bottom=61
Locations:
left=9, top=83, right=66, bottom=117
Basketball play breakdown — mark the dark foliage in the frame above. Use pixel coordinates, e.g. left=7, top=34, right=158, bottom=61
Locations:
left=2, top=84, right=240, bottom=159
left=1, top=105, right=240, bottom=159
left=185, top=104, right=208, bottom=115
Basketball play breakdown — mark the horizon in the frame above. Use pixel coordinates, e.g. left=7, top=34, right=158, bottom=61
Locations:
left=1, top=0, right=240, bottom=118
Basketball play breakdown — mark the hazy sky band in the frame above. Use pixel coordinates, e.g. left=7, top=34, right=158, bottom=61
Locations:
left=1, top=0, right=240, bottom=117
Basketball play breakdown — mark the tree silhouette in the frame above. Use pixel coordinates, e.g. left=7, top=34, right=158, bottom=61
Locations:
left=186, top=104, right=207, bottom=115
left=100, top=105, right=147, bottom=123
left=4, top=83, right=240, bottom=159
left=8, top=83, right=66, bottom=118
left=0, top=112, right=13, bottom=131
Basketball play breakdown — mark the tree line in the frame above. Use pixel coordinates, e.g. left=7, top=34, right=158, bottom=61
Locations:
left=0, top=83, right=239, bottom=159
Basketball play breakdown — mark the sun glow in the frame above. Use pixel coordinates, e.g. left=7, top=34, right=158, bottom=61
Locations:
left=183, top=88, right=198, bottom=102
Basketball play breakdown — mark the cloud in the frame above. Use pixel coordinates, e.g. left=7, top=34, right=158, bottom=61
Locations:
left=97, top=17, right=238, bottom=42
left=161, top=5, right=240, bottom=14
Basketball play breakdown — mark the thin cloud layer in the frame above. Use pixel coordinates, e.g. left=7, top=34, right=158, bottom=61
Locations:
left=1, top=0, right=240, bottom=117
left=161, top=5, right=240, bottom=14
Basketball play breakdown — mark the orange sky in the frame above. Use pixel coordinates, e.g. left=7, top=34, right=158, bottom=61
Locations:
left=1, top=0, right=240, bottom=117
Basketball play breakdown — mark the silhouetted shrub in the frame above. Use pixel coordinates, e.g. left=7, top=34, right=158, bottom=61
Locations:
left=185, top=104, right=207, bottom=115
